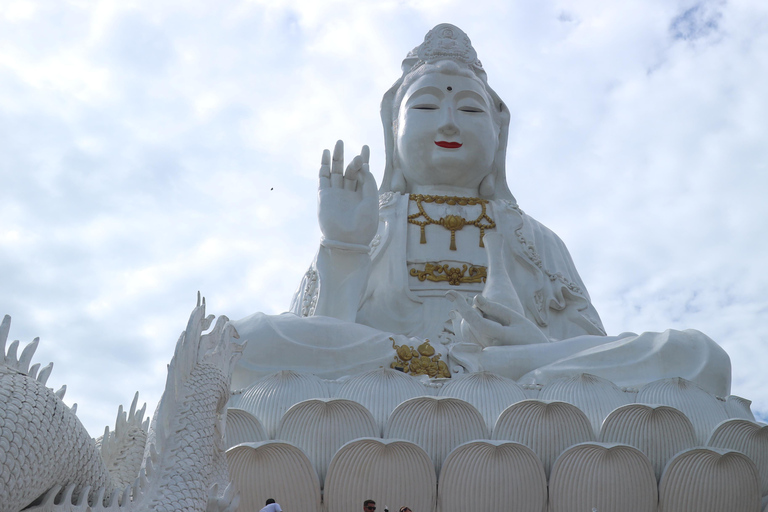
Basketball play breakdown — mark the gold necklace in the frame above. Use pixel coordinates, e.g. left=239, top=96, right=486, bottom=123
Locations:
left=407, top=194, right=495, bottom=250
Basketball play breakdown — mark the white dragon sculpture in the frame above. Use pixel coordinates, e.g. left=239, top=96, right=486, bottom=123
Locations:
left=0, top=294, right=244, bottom=512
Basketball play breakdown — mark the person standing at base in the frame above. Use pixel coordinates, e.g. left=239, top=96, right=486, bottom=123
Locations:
left=363, top=499, right=376, bottom=512
left=260, top=498, right=282, bottom=512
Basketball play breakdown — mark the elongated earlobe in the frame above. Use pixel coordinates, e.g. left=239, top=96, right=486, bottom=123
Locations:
left=391, top=167, right=407, bottom=193
left=479, top=172, right=496, bottom=197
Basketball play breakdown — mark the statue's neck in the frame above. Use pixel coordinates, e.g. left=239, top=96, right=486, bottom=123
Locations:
left=409, top=184, right=483, bottom=198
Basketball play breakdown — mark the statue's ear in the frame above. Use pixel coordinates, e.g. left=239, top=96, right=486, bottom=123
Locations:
left=391, top=166, right=407, bottom=193
left=479, top=172, right=496, bottom=198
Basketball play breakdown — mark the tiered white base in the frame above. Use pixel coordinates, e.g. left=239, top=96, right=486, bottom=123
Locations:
left=225, top=369, right=767, bottom=512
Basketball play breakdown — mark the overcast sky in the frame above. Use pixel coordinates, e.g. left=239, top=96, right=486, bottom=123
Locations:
left=2, top=0, right=767, bottom=435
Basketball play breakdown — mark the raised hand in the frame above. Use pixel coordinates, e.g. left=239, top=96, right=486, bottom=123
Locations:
left=446, top=291, right=549, bottom=347
left=318, top=140, right=379, bottom=246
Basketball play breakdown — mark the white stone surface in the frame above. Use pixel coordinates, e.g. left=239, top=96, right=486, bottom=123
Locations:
left=385, top=396, right=487, bottom=476
left=226, top=441, right=322, bottom=512
left=549, top=442, right=658, bottom=512
left=538, top=373, right=631, bottom=435
left=236, top=370, right=330, bottom=439
left=335, top=368, right=426, bottom=435
left=492, top=399, right=594, bottom=478
left=224, top=408, right=268, bottom=450
left=599, top=403, right=697, bottom=481
left=324, top=438, right=436, bottom=512
left=437, top=371, right=527, bottom=431
left=637, top=377, right=729, bottom=444
left=275, top=398, right=379, bottom=487
left=436, top=440, right=547, bottom=512
left=726, top=395, right=756, bottom=421
left=659, top=447, right=761, bottom=512
left=707, top=419, right=768, bottom=496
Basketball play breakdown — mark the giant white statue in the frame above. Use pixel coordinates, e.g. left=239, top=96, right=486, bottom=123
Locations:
left=0, top=23, right=761, bottom=512
left=232, top=23, right=731, bottom=397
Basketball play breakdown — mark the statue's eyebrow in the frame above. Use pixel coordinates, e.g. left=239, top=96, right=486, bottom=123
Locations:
left=405, top=86, right=443, bottom=106
left=454, top=89, right=488, bottom=106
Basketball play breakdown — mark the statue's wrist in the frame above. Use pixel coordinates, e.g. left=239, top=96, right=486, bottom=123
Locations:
left=320, top=237, right=371, bottom=254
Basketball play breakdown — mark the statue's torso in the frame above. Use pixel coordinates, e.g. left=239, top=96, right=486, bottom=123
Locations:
left=356, top=193, right=605, bottom=343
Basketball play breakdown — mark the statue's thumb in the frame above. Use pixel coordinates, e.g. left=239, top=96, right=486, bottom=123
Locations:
left=361, top=163, right=378, bottom=197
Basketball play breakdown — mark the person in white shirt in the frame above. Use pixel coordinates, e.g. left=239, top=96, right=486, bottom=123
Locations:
left=260, top=498, right=282, bottom=512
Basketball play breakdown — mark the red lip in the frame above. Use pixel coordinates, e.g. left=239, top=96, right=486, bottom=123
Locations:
left=435, top=141, right=462, bottom=149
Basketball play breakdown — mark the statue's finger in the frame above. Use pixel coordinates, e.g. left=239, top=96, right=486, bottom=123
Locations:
left=361, top=144, right=370, bottom=164
left=319, top=149, right=331, bottom=189
left=360, top=162, right=379, bottom=199
left=331, top=140, right=344, bottom=173
left=446, top=291, right=478, bottom=320
left=331, top=140, right=344, bottom=188
left=474, top=295, right=514, bottom=326
left=344, top=155, right=362, bottom=191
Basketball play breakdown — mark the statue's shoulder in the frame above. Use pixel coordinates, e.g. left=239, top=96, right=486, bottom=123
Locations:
left=493, top=199, right=568, bottom=249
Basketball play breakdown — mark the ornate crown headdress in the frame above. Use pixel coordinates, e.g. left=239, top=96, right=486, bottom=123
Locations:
left=400, top=24, right=488, bottom=82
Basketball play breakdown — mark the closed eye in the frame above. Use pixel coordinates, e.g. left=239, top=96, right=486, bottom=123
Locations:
left=458, top=106, right=484, bottom=113
left=411, top=104, right=438, bottom=110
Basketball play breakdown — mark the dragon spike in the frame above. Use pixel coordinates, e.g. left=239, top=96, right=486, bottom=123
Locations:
left=129, top=392, right=139, bottom=418
left=75, top=485, right=92, bottom=506
left=202, top=313, right=215, bottom=332
left=137, top=402, right=147, bottom=426
left=38, top=362, right=53, bottom=385
left=100, top=425, right=110, bottom=454
left=208, top=482, right=241, bottom=512
left=145, top=454, right=154, bottom=477
left=121, top=484, right=131, bottom=506
left=0, top=315, right=9, bottom=355
left=91, top=487, right=106, bottom=508
left=55, top=384, right=67, bottom=400
left=60, top=484, right=77, bottom=506
left=18, top=337, right=39, bottom=373
left=149, top=442, right=159, bottom=462
left=6, top=339, right=19, bottom=364
left=39, top=485, right=63, bottom=507
left=139, top=467, right=149, bottom=489
left=28, top=362, right=40, bottom=379
left=114, top=404, right=126, bottom=432
left=71, top=403, right=77, bottom=415
left=104, top=487, right=120, bottom=508
left=142, top=416, right=150, bottom=433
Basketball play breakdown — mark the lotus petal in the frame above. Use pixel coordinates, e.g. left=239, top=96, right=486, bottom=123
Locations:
left=324, top=438, right=436, bottom=512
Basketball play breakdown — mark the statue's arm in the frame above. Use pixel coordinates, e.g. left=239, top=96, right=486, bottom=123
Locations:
left=289, top=141, right=379, bottom=322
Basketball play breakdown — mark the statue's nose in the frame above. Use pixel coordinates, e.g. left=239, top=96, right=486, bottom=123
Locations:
left=438, top=106, right=459, bottom=136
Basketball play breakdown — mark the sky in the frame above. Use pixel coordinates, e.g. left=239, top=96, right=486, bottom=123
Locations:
left=1, top=0, right=767, bottom=436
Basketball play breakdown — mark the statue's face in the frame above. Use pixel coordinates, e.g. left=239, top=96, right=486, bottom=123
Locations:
left=396, top=71, right=499, bottom=193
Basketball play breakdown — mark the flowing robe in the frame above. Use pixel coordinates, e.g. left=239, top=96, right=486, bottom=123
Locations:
left=232, top=193, right=730, bottom=396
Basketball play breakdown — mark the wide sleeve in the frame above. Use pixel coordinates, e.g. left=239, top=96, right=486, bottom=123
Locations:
left=501, top=205, right=606, bottom=340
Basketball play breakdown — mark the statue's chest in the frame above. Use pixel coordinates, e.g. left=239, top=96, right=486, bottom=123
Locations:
left=405, top=195, right=495, bottom=295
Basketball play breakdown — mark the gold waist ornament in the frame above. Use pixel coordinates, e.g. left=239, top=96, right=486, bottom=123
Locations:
left=410, top=263, right=487, bottom=286
left=407, top=194, right=496, bottom=251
